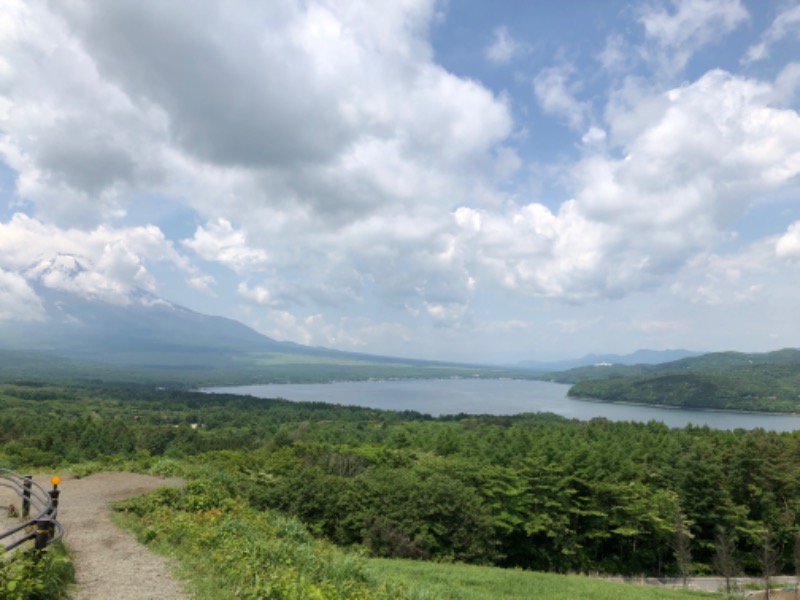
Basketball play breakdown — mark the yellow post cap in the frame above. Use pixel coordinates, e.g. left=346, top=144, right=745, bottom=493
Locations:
left=51, top=476, right=61, bottom=486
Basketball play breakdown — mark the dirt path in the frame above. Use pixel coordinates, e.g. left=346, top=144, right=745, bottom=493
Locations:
left=50, top=472, right=187, bottom=600
left=606, top=574, right=798, bottom=594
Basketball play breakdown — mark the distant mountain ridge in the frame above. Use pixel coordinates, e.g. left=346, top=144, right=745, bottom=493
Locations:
left=517, top=348, right=704, bottom=371
left=546, top=347, right=800, bottom=383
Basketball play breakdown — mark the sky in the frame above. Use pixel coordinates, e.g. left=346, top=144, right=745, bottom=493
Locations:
left=0, top=0, right=799, bottom=364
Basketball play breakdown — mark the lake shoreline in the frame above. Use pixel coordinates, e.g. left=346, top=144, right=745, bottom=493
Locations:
left=203, top=379, right=800, bottom=432
left=567, top=394, right=800, bottom=417
left=203, top=376, right=800, bottom=418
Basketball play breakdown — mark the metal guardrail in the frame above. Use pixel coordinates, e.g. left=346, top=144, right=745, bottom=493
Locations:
left=0, top=469, right=63, bottom=557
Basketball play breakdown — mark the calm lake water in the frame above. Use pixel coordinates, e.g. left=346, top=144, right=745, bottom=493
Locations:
left=204, top=378, right=800, bottom=432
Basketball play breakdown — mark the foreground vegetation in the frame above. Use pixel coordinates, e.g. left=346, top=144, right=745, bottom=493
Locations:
left=112, top=483, right=406, bottom=599
left=2, top=380, right=798, bottom=597
left=111, top=482, right=729, bottom=599
left=0, top=542, right=74, bottom=600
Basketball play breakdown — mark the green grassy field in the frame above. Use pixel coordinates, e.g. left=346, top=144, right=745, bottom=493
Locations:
left=108, top=477, right=733, bottom=600
left=367, top=559, right=731, bottom=600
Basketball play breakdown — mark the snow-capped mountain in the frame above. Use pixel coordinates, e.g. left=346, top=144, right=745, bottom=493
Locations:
left=0, top=254, right=295, bottom=365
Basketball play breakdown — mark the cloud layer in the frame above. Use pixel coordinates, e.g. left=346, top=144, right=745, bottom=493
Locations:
left=0, top=0, right=799, bottom=360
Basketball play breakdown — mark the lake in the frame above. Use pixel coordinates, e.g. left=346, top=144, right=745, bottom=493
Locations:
left=204, top=378, right=800, bottom=432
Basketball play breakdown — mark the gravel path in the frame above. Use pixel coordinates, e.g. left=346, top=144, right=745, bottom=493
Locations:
left=51, top=472, right=187, bottom=600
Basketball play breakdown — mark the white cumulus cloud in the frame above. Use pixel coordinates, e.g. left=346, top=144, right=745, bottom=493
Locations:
left=183, top=219, right=270, bottom=274
left=0, top=269, right=45, bottom=321
left=0, top=213, right=193, bottom=305
left=1, top=0, right=800, bottom=358
left=0, top=0, right=512, bottom=324
left=452, top=67, right=800, bottom=302
left=776, top=221, right=800, bottom=260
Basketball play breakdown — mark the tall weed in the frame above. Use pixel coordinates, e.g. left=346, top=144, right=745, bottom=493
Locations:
left=0, top=542, right=74, bottom=600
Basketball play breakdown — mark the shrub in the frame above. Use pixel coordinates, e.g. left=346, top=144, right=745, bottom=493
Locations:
left=0, top=543, right=74, bottom=600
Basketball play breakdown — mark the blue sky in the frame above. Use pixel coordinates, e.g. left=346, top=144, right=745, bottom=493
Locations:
left=1, top=0, right=799, bottom=363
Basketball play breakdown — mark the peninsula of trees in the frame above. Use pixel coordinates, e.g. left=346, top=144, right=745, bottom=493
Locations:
left=559, top=348, right=800, bottom=413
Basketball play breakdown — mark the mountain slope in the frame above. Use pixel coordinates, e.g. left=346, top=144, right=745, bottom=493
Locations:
left=0, top=255, right=501, bottom=384
left=0, top=254, right=349, bottom=367
left=0, top=284, right=294, bottom=360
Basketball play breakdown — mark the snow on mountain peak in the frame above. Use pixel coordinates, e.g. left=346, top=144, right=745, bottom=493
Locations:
left=0, top=251, right=183, bottom=327
left=26, top=253, right=93, bottom=279
left=23, top=253, right=151, bottom=307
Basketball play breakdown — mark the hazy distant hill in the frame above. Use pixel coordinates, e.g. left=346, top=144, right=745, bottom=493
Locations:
left=518, top=348, right=703, bottom=371
left=545, top=348, right=800, bottom=383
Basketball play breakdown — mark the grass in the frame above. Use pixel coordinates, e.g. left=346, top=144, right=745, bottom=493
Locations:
left=111, top=481, right=735, bottom=600
left=112, top=480, right=732, bottom=600
left=111, top=484, right=410, bottom=599
left=367, top=558, right=734, bottom=600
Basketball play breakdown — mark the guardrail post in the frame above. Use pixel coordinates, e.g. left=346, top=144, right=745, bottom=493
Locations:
left=22, top=474, right=32, bottom=518
left=48, top=478, right=61, bottom=539
left=35, top=519, right=50, bottom=551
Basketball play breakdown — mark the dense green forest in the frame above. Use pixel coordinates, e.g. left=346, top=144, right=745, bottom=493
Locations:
left=2, top=381, right=800, bottom=587
left=558, top=349, right=800, bottom=413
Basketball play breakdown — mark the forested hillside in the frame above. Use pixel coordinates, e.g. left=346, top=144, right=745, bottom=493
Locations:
left=549, top=348, right=800, bottom=382
left=553, top=349, right=800, bottom=412
left=2, top=382, right=799, bottom=582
